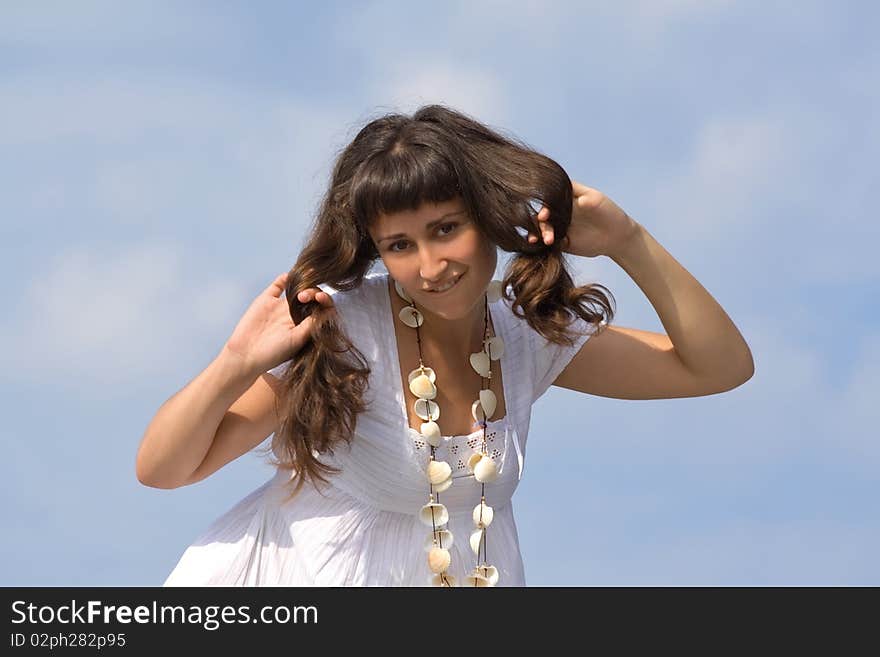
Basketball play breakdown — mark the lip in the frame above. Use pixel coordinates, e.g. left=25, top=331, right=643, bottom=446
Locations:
left=425, top=272, right=464, bottom=294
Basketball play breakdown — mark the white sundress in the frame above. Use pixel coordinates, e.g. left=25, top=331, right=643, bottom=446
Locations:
left=163, top=271, right=596, bottom=586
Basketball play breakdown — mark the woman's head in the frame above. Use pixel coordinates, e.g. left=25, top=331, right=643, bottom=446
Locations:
left=263, top=103, right=614, bottom=501
left=367, top=195, right=497, bottom=322
left=347, top=110, right=500, bottom=321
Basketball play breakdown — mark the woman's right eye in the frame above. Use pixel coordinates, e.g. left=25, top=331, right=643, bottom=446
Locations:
left=389, top=223, right=459, bottom=253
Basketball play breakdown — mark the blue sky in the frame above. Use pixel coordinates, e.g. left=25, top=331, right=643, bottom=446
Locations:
left=1, top=1, right=877, bottom=585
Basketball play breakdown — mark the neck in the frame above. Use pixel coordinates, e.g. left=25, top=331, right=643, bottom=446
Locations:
left=389, top=275, right=490, bottom=353
left=417, top=300, right=489, bottom=353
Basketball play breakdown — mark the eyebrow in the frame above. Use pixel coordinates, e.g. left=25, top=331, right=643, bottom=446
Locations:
left=376, top=211, right=466, bottom=243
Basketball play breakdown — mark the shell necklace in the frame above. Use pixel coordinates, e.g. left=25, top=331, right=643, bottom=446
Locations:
left=394, top=277, right=506, bottom=587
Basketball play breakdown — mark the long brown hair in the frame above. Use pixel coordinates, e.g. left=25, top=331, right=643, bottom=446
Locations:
left=260, top=104, right=615, bottom=503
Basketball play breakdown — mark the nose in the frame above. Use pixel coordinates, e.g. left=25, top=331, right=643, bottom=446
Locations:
left=418, top=245, right=449, bottom=284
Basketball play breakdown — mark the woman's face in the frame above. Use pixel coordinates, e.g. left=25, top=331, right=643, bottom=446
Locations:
left=368, top=196, right=497, bottom=321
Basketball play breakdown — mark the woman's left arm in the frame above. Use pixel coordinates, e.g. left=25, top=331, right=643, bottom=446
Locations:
left=532, top=181, right=754, bottom=393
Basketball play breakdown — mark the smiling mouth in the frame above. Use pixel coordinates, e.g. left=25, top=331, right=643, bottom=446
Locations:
left=426, top=273, right=464, bottom=293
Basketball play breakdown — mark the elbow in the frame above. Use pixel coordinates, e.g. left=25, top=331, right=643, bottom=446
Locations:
left=135, top=446, right=159, bottom=488
left=702, top=360, right=755, bottom=395
left=137, top=472, right=185, bottom=490
left=135, top=455, right=185, bottom=490
left=729, top=359, right=755, bottom=390
left=740, top=350, right=756, bottom=383
left=135, top=450, right=150, bottom=487
left=731, top=345, right=755, bottom=387
left=135, top=463, right=163, bottom=489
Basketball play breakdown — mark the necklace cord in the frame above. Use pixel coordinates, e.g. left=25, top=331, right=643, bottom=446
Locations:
left=399, top=278, right=503, bottom=587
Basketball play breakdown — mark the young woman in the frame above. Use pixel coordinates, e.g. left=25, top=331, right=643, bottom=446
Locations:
left=137, top=104, right=754, bottom=586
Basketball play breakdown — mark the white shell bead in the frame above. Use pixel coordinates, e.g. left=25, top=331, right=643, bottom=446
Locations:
left=420, top=420, right=441, bottom=446
left=428, top=547, right=451, bottom=573
left=469, top=528, right=484, bottom=555
left=473, top=501, right=493, bottom=528
left=483, top=336, right=505, bottom=360
left=471, top=399, right=486, bottom=423
left=473, top=455, right=498, bottom=483
left=487, top=279, right=504, bottom=304
left=479, top=389, right=497, bottom=419
left=394, top=280, right=412, bottom=303
left=426, top=459, right=452, bottom=485
left=409, top=374, right=436, bottom=399
left=476, top=564, right=499, bottom=586
left=431, top=573, right=457, bottom=587
left=465, top=573, right=492, bottom=587
left=420, top=502, right=449, bottom=527
left=424, top=529, right=454, bottom=552
left=466, top=452, right=483, bottom=473
left=408, top=366, right=436, bottom=384
left=433, top=475, right=453, bottom=493
left=415, top=398, right=440, bottom=421
left=469, top=352, right=491, bottom=377
left=399, top=306, right=424, bottom=328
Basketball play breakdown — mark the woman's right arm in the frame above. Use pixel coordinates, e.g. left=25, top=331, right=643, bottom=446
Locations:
left=135, top=348, right=279, bottom=489
left=135, top=273, right=335, bottom=490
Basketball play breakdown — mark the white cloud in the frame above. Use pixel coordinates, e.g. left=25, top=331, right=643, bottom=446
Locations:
left=0, top=74, right=355, bottom=239
left=534, top=304, right=880, bottom=470
left=0, top=1, right=242, bottom=49
left=642, top=100, right=878, bottom=286
left=364, top=61, right=510, bottom=127
left=826, top=331, right=880, bottom=461
left=649, top=111, right=798, bottom=238
left=581, top=520, right=880, bottom=585
left=0, top=243, right=250, bottom=391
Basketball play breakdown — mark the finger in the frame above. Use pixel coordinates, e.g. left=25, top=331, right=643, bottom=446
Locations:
left=535, top=214, right=553, bottom=245
left=296, top=288, right=318, bottom=303
left=529, top=228, right=554, bottom=245
left=571, top=180, right=592, bottom=196
left=269, top=273, right=288, bottom=297
left=528, top=206, right=549, bottom=244
left=296, top=288, right=334, bottom=307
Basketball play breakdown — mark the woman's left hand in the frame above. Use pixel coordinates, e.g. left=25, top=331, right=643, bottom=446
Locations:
left=529, top=180, right=641, bottom=258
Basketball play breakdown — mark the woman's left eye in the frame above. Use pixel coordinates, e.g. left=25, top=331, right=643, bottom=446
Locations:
left=388, top=223, right=458, bottom=253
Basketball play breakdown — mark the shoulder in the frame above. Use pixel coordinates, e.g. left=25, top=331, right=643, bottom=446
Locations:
left=317, top=270, right=390, bottom=343
left=494, top=290, right=599, bottom=403
left=318, top=271, right=386, bottom=315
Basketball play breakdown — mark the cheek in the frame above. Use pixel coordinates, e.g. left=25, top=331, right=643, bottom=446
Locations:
left=466, top=234, right=497, bottom=268
left=459, top=232, right=489, bottom=258
left=382, top=260, right=419, bottom=286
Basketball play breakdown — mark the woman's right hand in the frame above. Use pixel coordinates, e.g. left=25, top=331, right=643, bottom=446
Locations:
left=221, top=273, right=336, bottom=377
